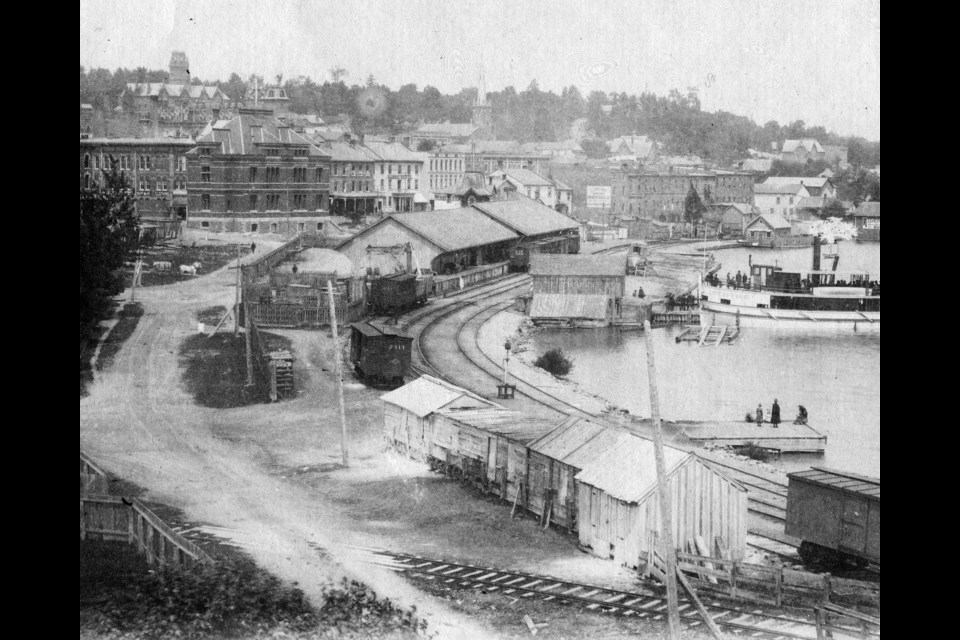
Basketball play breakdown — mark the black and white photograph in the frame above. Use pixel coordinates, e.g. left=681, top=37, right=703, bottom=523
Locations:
left=80, top=1, right=880, bottom=637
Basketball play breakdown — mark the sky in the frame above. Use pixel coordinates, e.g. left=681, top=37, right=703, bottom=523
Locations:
left=80, top=0, right=880, bottom=140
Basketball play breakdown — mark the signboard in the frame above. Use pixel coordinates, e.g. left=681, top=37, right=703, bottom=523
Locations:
left=586, top=185, right=612, bottom=209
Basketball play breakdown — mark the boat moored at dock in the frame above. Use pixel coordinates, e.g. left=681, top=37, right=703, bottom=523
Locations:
left=699, top=238, right=879, bottom=333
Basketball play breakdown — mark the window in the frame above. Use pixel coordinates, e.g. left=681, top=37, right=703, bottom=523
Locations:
left=293, top=193, right=307, bottom=210
left=316, top=194, right=324, bottom=210
left=84, top=173, right=90, bottom=188
left=225, top=196, right=232, bottom=212
left=84, top=154, right=90, bottom=168
left=201, top=221, right=210, bottom=228
left=251, top=223, right=259, bottom=232
left=298, top=222, right=305, bottom=232
left=249, top=166, right=258, bottom=182
left=266, top=194, right=281, bottom=210
left=94, top=154, right=101, bottom=170
left=250, top=194, right=258, bottom=210
left=270, top=222, right=278, bottom=233
left=775, top=197, right=781, bottom=205
left=200, top=147, right=211, bottom=156
left=293, top=148, right=307, bottom=157
left=201, top=166, right=211, bottom=182
left=157, top=177, right=168, bottom=191
left=265, top=148, right=281, bottom=157
left=380, top=179, right=385, bottom=190
left=137, top=177, right=148, bottom=192
left=316, top=167, right=324, bottom=182
left=266, top=167, right=280, bottom=182
left=201, top=194, right=210, bottom=210
left=178, top=156, right=187, bottom=171
left=293, top=167, right=306, bottom=182
left=789, top=197, right=794, bottom=205
left=317, top=221, right=323, bottom=231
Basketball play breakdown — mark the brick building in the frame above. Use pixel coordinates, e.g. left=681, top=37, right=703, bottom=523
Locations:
left=611, top=168, right=754, bottom=222
left=316, top=140, right=380, bottom=217
left=80, top=138, right=194, bottom=222
left=186, top=108, right=331, bottom=234
left=120, top=52, right=234, bottom=138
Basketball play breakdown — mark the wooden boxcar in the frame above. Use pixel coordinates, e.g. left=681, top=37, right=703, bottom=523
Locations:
left=369, top=273, right=434, bottom=315
left=349, top=322, right=413, bottom=387
left=785, top=467, right=880, bottom=567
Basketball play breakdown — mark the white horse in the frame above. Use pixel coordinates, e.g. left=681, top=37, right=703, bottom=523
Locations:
left=179, top=261, right=202, bottom=276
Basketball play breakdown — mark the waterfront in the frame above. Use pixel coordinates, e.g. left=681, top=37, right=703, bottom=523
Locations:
left=529, top=241, right=881, bottom=478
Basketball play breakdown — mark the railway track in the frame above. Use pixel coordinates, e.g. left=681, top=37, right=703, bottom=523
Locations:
left=370, top=550, right=878, bottom=640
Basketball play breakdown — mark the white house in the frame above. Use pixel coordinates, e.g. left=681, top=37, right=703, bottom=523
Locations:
left=486, top=168, right=569, bottom=211
left=754, top=182, right=810, bottom=221
left=762, top=176, right=836, bottom=199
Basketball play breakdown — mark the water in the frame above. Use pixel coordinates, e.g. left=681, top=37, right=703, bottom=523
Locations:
left=529, top=242, right=881, bottom=478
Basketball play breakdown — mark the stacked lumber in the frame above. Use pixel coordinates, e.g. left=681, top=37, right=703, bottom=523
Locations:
left=268, top=350, right=294, bottom=399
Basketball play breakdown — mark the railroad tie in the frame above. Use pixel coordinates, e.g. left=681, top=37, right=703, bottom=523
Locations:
left=518, top=579, right=543, bottom=589
left=459, top=570, right=483, bottom=579
left=427, top=564, right=449, bottom=573
left=503, top=577, right=528, bottom=586
left=441, top=566, right=464, bottom=575
left=539, top=583, right=563, bottom=592
left=639, top=599, right=662, bottom=609
left=561, top=586, right=584, bottom=595
left=490, top=574, right=514, bottom=583
left=579, top=589, right=602, bottom=598
left=622, top=597, right=645, bottom=606
left=475, top=572, right=498, bottom=581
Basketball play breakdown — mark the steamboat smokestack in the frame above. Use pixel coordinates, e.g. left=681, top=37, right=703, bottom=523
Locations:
left=812, top=235, right=822, bottom=272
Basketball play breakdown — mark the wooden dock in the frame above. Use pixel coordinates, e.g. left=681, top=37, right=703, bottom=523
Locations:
left=675, top=324, right=741, bottom=345
left=680, top=421, right=827, bottom=453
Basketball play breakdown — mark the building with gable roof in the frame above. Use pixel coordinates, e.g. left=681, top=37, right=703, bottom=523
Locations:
left=780, top=139, right=826, bottom=164
left=762, top=176, right=836, bottom=199
left=121, top=52, right=233, bottom=137
left=185, top=108, right=331, bottom=233
left=606, top=135, right=659, bottom=163
left=754, top=181, right=811, bottom=221
left=744, top=212, right=795, bottom=246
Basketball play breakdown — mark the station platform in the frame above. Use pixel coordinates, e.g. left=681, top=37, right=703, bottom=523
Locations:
left=679, top=420, right=826, bottom=453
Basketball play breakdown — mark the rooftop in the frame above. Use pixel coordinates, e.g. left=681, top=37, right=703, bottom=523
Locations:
left=574, top=432, right=692, bottom=503
left=436, top=408, right=560, bottom=445
left=754, top=183, right=807, bottom=195
left=788, top=466, right=879, bottom=500
left=494, top=167, right=554, bottom=187
left=529, top=254, right=625, bottom=277
left=379, top=375, right=496, bottom=417
left=471, top=199, right=579, bottom=237
left=363, top=141, right=423, bottom=162
left=192, top=111, right=329, bottom=157
left=746, top=212, right=792, bottom=230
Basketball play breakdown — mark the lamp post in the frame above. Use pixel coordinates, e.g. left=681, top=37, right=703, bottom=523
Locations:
left=502, top=340, right=511, bottom=386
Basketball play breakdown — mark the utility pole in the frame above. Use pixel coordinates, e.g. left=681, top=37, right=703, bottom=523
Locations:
left=327, top=280, right=349, bottom=467
left=234, top=244, right=241, bottom=337
left=643, top=318, right=682, bottom=640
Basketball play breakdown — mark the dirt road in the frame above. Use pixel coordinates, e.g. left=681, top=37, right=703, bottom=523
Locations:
left=79, top=263, right=497, bottom=639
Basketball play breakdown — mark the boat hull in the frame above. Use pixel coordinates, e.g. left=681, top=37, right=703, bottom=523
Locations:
left=700, top=301, right=879, bottom=334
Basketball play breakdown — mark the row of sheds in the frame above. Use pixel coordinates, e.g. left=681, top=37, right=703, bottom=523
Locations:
left=381, top=375, right=747, bottom=569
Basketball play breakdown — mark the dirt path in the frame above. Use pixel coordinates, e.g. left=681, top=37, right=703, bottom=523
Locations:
left=79, top=264, right=496, bottom=640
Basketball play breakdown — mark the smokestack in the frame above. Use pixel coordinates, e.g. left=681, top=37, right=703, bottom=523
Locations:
left=812, top=235, right=821, bottom=271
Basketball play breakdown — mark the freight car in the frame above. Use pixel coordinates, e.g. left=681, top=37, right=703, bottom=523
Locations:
left=785, top=467, right=880, bottom=568
left=368, top=273, right=434, bottom=315
left=509, top=234, right=581, bottom=272
left=349, top=321, right=413, bottom=387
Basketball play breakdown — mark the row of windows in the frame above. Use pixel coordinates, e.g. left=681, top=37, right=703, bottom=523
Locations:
left=430, top=159, right=463, bottom=172
left=333, top=163, right=372, bottom=176
left=83, top=153, right=187, bottom=172
left=199, top=193, right=326, bottom=212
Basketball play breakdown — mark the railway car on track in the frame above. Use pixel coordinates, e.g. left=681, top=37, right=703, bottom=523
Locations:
left=509, top=234, right=581, bottom=272
left=349, top=321, right=413, bottom=387
left=368, top=272, right=434, bottom=315
left=785, top=467, right=880, bottom=568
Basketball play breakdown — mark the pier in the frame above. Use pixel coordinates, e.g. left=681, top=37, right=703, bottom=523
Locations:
left=680, top=420, right=827, bottom=453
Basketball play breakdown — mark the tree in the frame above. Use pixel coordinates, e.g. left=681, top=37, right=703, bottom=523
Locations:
left=329, top=66, right=349, bottom=83
left=822, top=198, right=847, bottom=219
left=580, top=139, right=609, bottom=158
left=683, top=183, right=706, bottom=223
left=80, top=162, right=140, bottom=341
left=416, top=140, right=436, bottom=152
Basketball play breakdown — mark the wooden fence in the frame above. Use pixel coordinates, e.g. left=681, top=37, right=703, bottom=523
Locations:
left=651, top=311, right=701, bottom=326
left=671, top=550, right=880, bottom=609
left=434, top=262, right=509, bottom=296
left=241, top=234, right=304, bottom=284
left=245, top=300, right=363, bottom=328
left=80, top=495, right=213, bottom=568
left=815, top=602, right=880, bottom=639
left=80, top=450, right=110, bottom=495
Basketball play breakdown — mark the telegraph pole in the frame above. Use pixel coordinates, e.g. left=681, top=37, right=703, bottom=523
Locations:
left=643, top=318, right=682, bottom=640
left=234, top=244, right=241, bottom=336
left=327, top=280, right=349, bottom=467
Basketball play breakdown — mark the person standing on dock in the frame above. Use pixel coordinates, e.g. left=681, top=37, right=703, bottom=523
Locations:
left=771, top=400, right=781, bottom=428
left=756, top=403, right=764, bottom=427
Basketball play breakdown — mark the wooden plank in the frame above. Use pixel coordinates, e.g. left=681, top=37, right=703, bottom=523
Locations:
left=676, top=570, right=726, bottom=639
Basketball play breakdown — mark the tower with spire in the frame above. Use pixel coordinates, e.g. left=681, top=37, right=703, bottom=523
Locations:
left=471, top=63, right=493, bottom=140
left=168, top=51, right=190, bottom=85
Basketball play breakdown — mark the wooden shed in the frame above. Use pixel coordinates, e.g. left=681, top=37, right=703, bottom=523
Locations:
left=574, top=435, right=747, bottom=568
left=379, top=375, right=498, bottom=459
left=430, top=408, right=562, bottom=500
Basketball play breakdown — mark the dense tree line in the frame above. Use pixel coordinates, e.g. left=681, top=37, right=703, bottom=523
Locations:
left=79, top=164, right=140, bottom=341
left=81, top=66, right=879, bottom=166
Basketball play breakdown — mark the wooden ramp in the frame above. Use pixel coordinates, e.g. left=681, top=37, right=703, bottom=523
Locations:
left=681, top=420, right=827, bottom=453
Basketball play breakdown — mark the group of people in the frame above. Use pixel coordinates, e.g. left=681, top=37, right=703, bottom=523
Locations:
left=630, top=288, right=646, bottom=298
left=751, top=400, right=808, bottom=427
left=722, top=271, right=753, bottom=289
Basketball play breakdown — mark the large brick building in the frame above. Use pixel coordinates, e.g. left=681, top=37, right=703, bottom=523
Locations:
left=186, top=108, right=331, bottom=234
left=120, top=52, right=235, bottom=138
left=80, top=138, right=194, bottom=222
left=611, top=168, right=755, bottom=222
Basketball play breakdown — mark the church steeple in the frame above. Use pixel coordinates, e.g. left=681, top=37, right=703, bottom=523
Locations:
left=471, top=61, right=492, bottom=139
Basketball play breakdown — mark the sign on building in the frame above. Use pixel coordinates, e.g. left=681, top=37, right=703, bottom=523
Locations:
left=586, top=186, right=612, bottom=209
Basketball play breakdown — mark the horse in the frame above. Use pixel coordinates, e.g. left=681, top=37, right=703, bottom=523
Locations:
left=179, top=261, right=202, bottom=276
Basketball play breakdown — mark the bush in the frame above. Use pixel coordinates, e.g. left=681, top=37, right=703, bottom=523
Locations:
left=535, top=348, right=574, bottom=377
left=735, top=442, right=773, bottom=463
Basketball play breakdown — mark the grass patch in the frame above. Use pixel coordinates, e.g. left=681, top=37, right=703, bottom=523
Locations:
left=123, top=243, right=248, bottom=288
left=80, top=302, right=143, bottom=397
left=179, top=330, right=294, bottom=408
left=80, top=544, right=427, bottom=640
left=197, top=305, right=229, bottom=326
